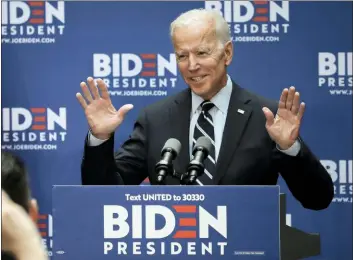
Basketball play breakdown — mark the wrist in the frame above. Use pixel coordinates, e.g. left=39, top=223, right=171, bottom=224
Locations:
left=89, top=129, right=112, bottom=140
left=94, top=134, right=111, bottom=140
left=277, top=141, right=295, bottom=150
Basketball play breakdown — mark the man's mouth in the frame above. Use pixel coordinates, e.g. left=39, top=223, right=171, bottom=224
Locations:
left=190, top=75, right=207, bottom=82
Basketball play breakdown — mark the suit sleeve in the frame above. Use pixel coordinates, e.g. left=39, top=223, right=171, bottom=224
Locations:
left=81, top=109, right=149, bottom=185
left=273, top=137, right=334, bottom=210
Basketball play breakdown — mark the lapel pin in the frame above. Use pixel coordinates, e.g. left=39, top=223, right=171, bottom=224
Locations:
left=237, top=109, right=245, bottom=114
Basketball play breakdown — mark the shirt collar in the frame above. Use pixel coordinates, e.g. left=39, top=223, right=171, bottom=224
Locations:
left=191, top=74, right=233, bottom=115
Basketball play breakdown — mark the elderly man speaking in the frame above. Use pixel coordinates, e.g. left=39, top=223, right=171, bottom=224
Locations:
left=76, top=9, right=334, bottom=211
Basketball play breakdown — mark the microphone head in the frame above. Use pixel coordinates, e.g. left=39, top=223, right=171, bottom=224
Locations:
left=162, top=138, right=182, bottom=156
left=193, top=136, right=212, bottom=155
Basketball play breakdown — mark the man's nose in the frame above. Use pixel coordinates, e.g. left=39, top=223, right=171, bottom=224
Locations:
left=188, top=55, right=200, bottom=71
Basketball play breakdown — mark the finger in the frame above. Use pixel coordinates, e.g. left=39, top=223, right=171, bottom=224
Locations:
left=291, top=92, right=300, bottom=114
left=279, top=88, right=288, bottom=109
left=97, top=79, right=110, bottom=100
left=76, top=93, right=87, bottom=109
left=80, top=82, right=93, bottom=103
left=87, top=77, right=100, bottom=100
left=285, top=86, right=295, bottom=110
left=298, top=102, right=305, bottom=121
left=117, top=104, right=134, bottom=120
left=262, top=107, right=274, bottom=127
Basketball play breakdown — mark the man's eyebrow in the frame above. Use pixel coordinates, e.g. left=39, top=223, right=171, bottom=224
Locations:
left=197, top=46, right=211, bottom=51
left=176, top=46, right=211, bottom=54
left=175, top=51, right=185, bottom=55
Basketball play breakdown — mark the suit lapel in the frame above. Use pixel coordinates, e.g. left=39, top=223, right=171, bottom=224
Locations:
left=169, top=89, right=191, bottom=177
left=214, top=82, right=253, bottom=184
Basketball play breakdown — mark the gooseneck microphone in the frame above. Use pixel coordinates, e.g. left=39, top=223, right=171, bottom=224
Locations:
left=182, top=136, right=212, bottom=185
left=155, top=138, right=182, bottom=184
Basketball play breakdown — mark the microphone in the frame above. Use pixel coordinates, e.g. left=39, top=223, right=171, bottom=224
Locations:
left=155, top=138, right=182, bottom=184
left=182, top=136, right=212, bottom=185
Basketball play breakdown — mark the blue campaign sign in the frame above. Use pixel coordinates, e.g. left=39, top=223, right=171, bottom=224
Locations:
left=52, top=186, right=280, bottom=259
left=2, top=1, right=352, bottom=259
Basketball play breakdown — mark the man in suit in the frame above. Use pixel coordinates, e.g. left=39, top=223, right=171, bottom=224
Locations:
left=76, top=9, right=334, bottom=210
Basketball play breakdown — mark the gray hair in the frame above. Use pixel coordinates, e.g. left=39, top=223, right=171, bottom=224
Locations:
left=170, top=8, right=231, bottom=45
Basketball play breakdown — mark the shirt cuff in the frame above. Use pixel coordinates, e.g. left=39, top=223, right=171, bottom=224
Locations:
left=87, top=131, right=109, bottom=146
left=276, top=139, right=301, bottom=156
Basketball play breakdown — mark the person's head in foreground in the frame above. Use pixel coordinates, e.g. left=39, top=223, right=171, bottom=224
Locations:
left=1, top=151, right=47, bottom=260
left=1, top=151, right=38, bottom=220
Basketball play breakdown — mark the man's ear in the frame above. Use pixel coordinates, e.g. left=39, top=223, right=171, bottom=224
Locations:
left=224, top=41, right=233, bottom=66
left=29, top=198, right=38, bottom=223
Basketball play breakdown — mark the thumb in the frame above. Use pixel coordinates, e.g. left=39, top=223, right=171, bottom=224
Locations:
left=117, top=104, right=134, bottom=120
left=262, top=107, right=274, bottom=127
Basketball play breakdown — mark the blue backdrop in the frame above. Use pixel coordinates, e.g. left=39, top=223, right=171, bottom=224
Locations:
left=1, top=1, right=352, bottom=259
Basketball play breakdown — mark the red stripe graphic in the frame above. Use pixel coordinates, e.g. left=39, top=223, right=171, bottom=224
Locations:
left=34, top=116, right=46, bottom=122
left=38, top=223, right=47, bottom=229
left=173, top=205, right=196, bottom=213
left=141, top=71, right=156, bottom=77
left=143, top=63, right=156, bottom=68
left=173, top=231, right=197, bottom=238
left=179, top=218, right=197, bottom=226
left=254, top=1, right=268, bottom=4
left=253, top=16, right=269, bottom=22
left=32, top=125, right=46, bottom=130
left=29, top=18, right=45, bottom=24
left=28, top=1, right=44, bottom=6
left=32, top=10, right=44, bottom=16
left=141, top=54, right=156, bottom=59
left=31, top=108, right=45, bottom=113
left=256, top=8, right=268, bottom=14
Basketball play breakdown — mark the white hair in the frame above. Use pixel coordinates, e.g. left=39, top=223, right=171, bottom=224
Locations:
left=170, top=8, right=231, bottom=45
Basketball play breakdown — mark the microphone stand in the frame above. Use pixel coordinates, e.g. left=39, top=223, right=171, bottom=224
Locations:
left=155, top=160, right=173, bottom=185
left=180, top=149, right=207, bottom=185
left=179, top=169, right=201, bottom=185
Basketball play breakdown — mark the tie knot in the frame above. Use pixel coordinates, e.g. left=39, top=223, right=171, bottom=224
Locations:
left=201, top=100, right=214, bottom=112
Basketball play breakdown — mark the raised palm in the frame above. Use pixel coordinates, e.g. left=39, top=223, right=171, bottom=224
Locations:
left=76, top=77, right=133, bottom=140
left=263, top=87, right=305, bottom=150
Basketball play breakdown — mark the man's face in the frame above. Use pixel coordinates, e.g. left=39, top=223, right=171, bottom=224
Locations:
left=172, top=19, right=233, bottom=100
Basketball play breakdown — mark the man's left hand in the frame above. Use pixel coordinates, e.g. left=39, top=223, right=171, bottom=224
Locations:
left=262, top=86, right=305, bottom=150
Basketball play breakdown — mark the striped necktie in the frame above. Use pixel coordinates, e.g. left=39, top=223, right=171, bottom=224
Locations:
left=192, top=100, right=216, bottom=185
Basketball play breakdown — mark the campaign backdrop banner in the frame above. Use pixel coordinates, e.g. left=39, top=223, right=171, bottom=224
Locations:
left=1, top=1, right=352, bottom=259
left=52, top=185, right=280, bottom=259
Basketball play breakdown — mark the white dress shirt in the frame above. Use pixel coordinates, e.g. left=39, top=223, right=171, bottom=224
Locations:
left=188, top=75, right=300, bottom=160
left=88, top=74, right=301, bottom=158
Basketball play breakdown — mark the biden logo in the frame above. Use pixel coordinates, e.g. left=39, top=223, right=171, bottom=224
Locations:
left=205, top=1, right=290, bottom=43
left=1, top=107, right=67, bottom=151
left=92, top=53, right=178, bottom=97
left=1, top=1, right=65, bottom=44
left=103, top=204, right=228, bottom=256
left=318, top=52, right=352, bottom=96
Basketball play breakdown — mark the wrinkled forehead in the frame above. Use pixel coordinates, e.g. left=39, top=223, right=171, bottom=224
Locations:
left=172, top=20, right=218, bottom=52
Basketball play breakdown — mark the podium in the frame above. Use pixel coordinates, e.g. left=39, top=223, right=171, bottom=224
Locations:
left=52, top=185, right=320, bottom=259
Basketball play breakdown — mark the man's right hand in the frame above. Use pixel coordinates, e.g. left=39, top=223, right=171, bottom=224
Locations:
left=76, top=77, right=133, bottom=140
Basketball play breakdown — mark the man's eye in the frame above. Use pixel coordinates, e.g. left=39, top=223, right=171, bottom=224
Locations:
left=177, top=55, right=186, bottom=60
